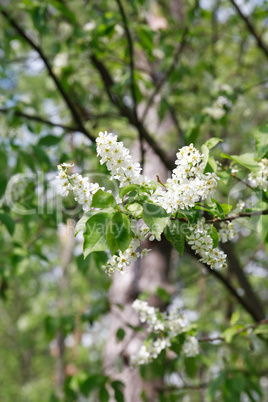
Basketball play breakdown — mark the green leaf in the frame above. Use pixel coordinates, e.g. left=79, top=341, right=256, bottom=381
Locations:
left=79, top=374, right=104, bottom=396
left=83, top=212, right=112, bottom=258
left=220, top=203, right=233, bottom=215
left=230, top=311, right=240, bottom=326
left=221, top=153, right=259, bottom=172
left=201, top=144, right=209, bottom=167
left=119, top=184, right=150, bottom=199
left=184, top=357, right=198, bottom=378
left=111, top=380, right=125, bottom=402
left=99, top=385, right=109, bottom=402
left=0, top=213, right=15, bottom=235
left=254, top=125, right=268, bottom=158
left=125, top=202, right=143, bottom=219
left=222, top=327, right=238, bottom=343
left=38, top=135, right=62, bottom=146
left=254, top=324, right=268, bottom=338
left=106, top=212, right=132, bottom=254
left=142, top=202, right=169, bottom=238
left=205, top=137, right=223, bottom=149
left=164, top=220, right=186, bottom=255
left=137, top=25, right=154, bottom=53
left=91, top=189, right=116, bottom=208
left=116, top=328, right=125, bottom=341
left=209, top=226, right=219, bottom=248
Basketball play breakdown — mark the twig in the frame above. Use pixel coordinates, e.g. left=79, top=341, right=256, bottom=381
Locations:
left=115, top=0, right=145, bottom=167
left=141, top=26, right=189, bottom=122
left=231, top=172, right=255, bottom=190
left=229, top=0, right=268, bottom=59
left=207, top=209, right=268, bottom=223
left=186, top=245, right=262, bottom=322
left=0, top=9, right=95, bottom=142
left=199, top=318, right=268, bottom=342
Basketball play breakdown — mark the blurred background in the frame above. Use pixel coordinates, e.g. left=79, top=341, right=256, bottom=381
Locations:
left=0, top=0, right=268, bottom=401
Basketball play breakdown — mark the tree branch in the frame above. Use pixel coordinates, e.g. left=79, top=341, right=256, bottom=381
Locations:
left=0, top=107, right=81, bottom=133
left=186, top=245, right=263, bottom=322
left=90, top=54, right=175, bottom=170
left=0, top=9, right=95, bottom=142
left=207, top=209, right=268, bottom=223
left=199, top=318, right=268, bottom=342
left=141, top=26, right=189, bottom=122
left=229, top=0, right=268, bottom=59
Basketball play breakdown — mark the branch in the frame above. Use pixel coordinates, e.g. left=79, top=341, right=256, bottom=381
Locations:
left=199, top=318, right=268, bottom=342
left=186, top=245, right=262, bottom=322
left=230, top=172, right=255, bottom=190
left=0, top=107, right=80, bottom=133
left=229, top=0, right=268, bottom=59
left=0, top=9, right=95, bottom=142
left=115, top=0, right=145, bottom=167
left=141, top=26, right=189, bottom=122
left=90, top=54, right=175, bottom=170
left=207, top=209, right=268, bottom=223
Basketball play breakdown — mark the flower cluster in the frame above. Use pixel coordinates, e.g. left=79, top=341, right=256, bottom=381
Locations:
left=151, top=144, right=219, bottom=214
left=248, top=159, right=268, bottom=191
left=131, top=300, right=198, bottom=366
left=96, top=131, right=150, bottom=187
left=57, top=163, right=103, bottom=212
left=204, top=96, right=232, bottom=120
left=102, top=225, right=151, bottom=276
left=218, top=200, right=245, bottom=243
left=187, top=218, right=227, bottom=269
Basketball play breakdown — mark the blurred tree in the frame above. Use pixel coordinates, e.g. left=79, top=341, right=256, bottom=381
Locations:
left=0, top=0, right=268, bottom=401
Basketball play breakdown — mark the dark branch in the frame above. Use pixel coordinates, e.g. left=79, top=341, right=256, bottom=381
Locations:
left=1, top=9, right=95, bottom=142
left=186, top=245, right=263, bottom=322
left=230, top=0, right=268, bottom=59
left=90, top=54, right=175, bottom=170
left=207, top=209, right=268, bottom=223
left=141, top=26, right=189, bottom=122
left=0, top=108, right=80, bottom=133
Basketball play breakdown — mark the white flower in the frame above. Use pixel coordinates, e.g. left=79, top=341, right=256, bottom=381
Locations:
left=183, top=336, right=199, bottom=357
left=96, top=131, right=150, bottom=188
left=248, top=159, right=268, bottom=191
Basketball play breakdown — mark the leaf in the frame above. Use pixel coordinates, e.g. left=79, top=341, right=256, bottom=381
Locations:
left=111, top=381, right=125, bottom=402
left=83, top=212, right=112, bottom=258
left=201, top=144, right=209, bottom=168
left=116, top=328, right=125, bottom=341
left=254, top=324, right=268, bottom=338
left=184, top=357, right=198, bottom=378
left=125, top=202, right=143, bottom=219
left=99, top=385, right=109, bottom=402
left=79, top=374, right=104, bottom=396
left=220, top=203, right=233, bottom=215
left=142, top=202, right=169, bottom=238
left=106, top=212, right=132, bottom=254
left=0, top=213, right=15, bottom=235
left=254, top=125, right=268, bottom=158
left=91, top=189, right=116, bottom=209
left=205, top=137, right=223, bottom=149
left=221, top=153, right=259, bottom=172
left=230, top=311, right=240, bottom=326
left=38, top=135, right=62, bottom=146
left=164, top=220, right=186, bottom=255
left=209, top=226, right=219, bottom=248
left=222, top=326, right=238, bottom=343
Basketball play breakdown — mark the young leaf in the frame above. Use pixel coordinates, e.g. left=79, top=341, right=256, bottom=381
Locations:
left=106, top=212, right=132, bottom=254
left=201, top=144, right=209, bottom=168
left=125, top=202, right=143, bottom=219
left=209, top=226, right=219, bottom=248
left=221, top=153, right=259, bottom=172
left=254, top=125, right=268, bottom=159
left=164, top=220, right=186, bottom=255
left=83, top=212, right=112, bottom=258
left=142, top=202, right=169, bottom=238
left=0, top=213, right=15, bottom=236
left=205, top=137, right=223, bottom=150
left=91, top=189, right=116, bottom=209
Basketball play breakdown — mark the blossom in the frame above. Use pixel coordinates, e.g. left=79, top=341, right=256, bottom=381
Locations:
left=150, top=144, right=219, bottom=214
left=131, top=300, right=198, bottom=366
left=204, top=95, right=232, bottom=120
left=96, top=131, right=150, bottom=187
left=101, top=225, right=151, bottom=276
left=57, top=163, right=103, bottom=211
left=183, top=336, right=199, bottom=357
left=218, top=200, right=245, bottom=243
left=248, top=159, right=268, bottom=191
left=187, top=218, right=227, bottom=269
